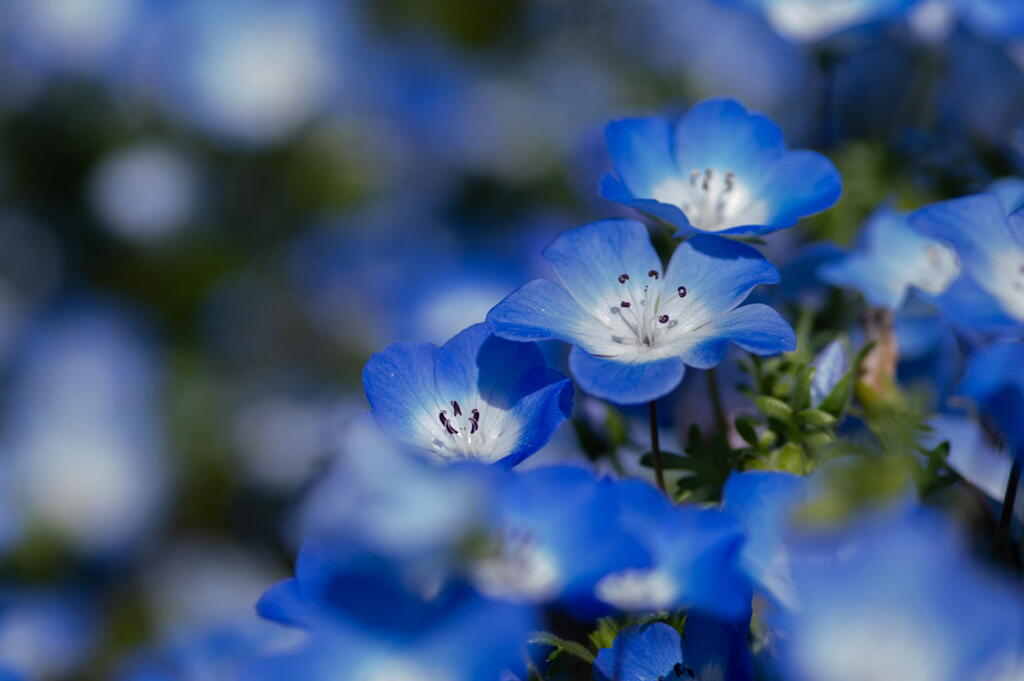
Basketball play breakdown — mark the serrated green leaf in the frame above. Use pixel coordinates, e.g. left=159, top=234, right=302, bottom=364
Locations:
left=798, top=408, right=837, bottom=428
left=755, top=396, right=793, bottom=422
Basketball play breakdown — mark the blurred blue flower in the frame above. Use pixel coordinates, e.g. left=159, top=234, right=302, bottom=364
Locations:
left=469, top=466, right=649, bottom=611
left=594, top=480, right=751, bottom=620
left=117, top=623, right=281, bottom=681
left=809, top=339, right=849, bottom=407
left=819, top=207, right=959, bottom=309
left=776, top=511, right=1024, bottom=681
left=488, top=220, right=795, bottom=404
left=362, top=323, right=573, bottom=466
left=594, top=616, right=753, bottom=681
left=0, top=590, right=99, bottom=680
left=601, top=99, right=840, bottom=237
left=254, top=541, right=535, bottom=681
left=961, top=341, right=1024, bottom=449
left=715, top=0, right=920, bottom=43
left=910, top=193, right=1024, bottom=333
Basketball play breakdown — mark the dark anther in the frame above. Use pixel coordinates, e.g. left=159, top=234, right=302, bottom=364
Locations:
left=725, top=170, right=735, bottom=191
left=439, top=410, right=448, bottom=426
left=648, top=269, right=659, bottom=279
left=678, top=285, right=687, bottom=298
left=621, top=301, right=631, bottom=308
left=445, top=420, right=459, bottom=435
left=471, top=408, right=480, bottom=421
left=674, top=663, right=685, bottom=677
left=689, top=169, right=700, bottom=187
left=451, top=400, right=462, bottom=416
left=469, top=417, right=479, bottom=434
left=702, top=167, right=712, bottom=191
left=658, top=315, right=669, bottom=324
left=618, top=273, right=630, bottom=283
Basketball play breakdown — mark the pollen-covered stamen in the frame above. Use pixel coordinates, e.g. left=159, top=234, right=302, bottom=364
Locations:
left=618, top=273, right=630, bottom=283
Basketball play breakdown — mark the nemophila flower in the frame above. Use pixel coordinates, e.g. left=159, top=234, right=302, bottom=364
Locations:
left=714, top=0, right=918, bottom=43
left=601, top=99, right=840, bottom=237
left=909, top=193, right=1024, bottom=333
left=818, top=207, right=959, bottom=310
left=254, top=540, right=534, bottom=681
left=594, top=615, right=753, bottom=681
left=469, top=466, right=648, bottom=611
left=487, top=220, right=795, bottom=405
left=961, top=342, right=1024, bottom=449
left=809, top=339, right=848, bottom=407
left=594, top=480, right=751, bottom=620
left=776, top=511, right=1024, bottom=681
left=362, top=323, right=573, bottom=466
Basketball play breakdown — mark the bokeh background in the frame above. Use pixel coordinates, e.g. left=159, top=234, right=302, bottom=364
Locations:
left=0, top=0, right=1022, bottom=678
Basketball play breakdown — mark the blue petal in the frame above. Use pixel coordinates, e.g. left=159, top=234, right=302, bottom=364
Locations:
left=666, top=304, right=796, bottom=370
left=936, top=276, right=1021, bottom=335
left=683, top=613, right=754, bottom=681
left=758, top=150, right=842, bottom=229
left=542, top=220, right=662, bottom=315
left=362, top=341, right=441, bottom=450
left=495, top=369, right=574, bottom=467
left=600, top=175, right=693, bottom=231
left=908, top=193, right=1016, bottom=273
left=569, top=346, right=686, bottom=405
left=673, top=98, right=784, bottom=176
left=257, top=579, right=309, bottom=627
left=487, top=279, right=607, bottom=350
left=810, top=339, right=849, bottom=407
left=663, top=235, right=780, bottom=330
left=987, top=176, right=1024, bottom=213
left=433, top=323, right=545, bottom=408
left=594, top=623, right=684, bottom=681
left=604, top=118, right=676, bottom=197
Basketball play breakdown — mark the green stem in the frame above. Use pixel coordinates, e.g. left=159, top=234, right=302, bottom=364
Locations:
left=648, top=401, right=666, bottom=493
left=707, top=368, right=729, bottom=437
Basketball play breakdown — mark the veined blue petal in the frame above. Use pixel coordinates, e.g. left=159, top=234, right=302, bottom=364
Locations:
left=600, top=176, right=694, bottom=231
left=569, top=347, right=686, bottom=405
left=487, top=279, right=616, bottom=353
left=605, top=118, right=676, bottom=198
left=594, top=623, right=684, bottom=681
left=362, top=341, right=442, bottom=450
left=758, top=150, right=842, bottom=228
left=433, top=323, right=545, bottom=409
left=494, top=371, right=574, bottom=468
left=673, top=98, right=784, bottom=176
left=664, top=304, right=796, bottom=370
left=542, top=220, right=662, bottom=315
left=663, top=235, right=780, bottom=331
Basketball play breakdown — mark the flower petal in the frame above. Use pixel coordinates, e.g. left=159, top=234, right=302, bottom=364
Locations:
left=257, top=578, right=309, bottom=627
left=758, top=150, right=842, bottom=228
left=673, top=98, right=784, bottom=177
left=493, top=369, right=574, bottom=468
left=604, top=117, right=677, bottom=198
left=664, top=304, right=796, bottom=369
left=594, top=623, right=684, bottom=681
left=362, top=341, right=442, bottom=450
left=600, top=175, right=693, bottom=231
left=569, top=346, right=685, bottom=405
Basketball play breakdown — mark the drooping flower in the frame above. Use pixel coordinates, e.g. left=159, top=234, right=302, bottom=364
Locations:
left=775, top=511, right=1024, bottom=681
left=908, top=193, right=1024, bottom=334
left=487, top=220, right=795, bottom=405
left=594, top=615, right=753, bottom=681
left=600, top=99, right=840, bottom=237
left=362, top=323, right=573, bottom=466
left=818, top=206, right=959, bottom=310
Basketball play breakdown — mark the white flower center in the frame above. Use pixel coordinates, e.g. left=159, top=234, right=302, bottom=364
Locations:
left=652, top=167, right=768, bottom=233
left=595, top=568, right=679, bottom=611
left=599, top=269, right=690, bottom=357
left=989, top=253, right=1024, bottom=321
left=429, top=399, right=511, bottom=464
left=471, top=527, right=562, bottom=602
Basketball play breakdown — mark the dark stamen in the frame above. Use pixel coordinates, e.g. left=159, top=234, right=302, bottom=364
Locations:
left=702, top=167, right=712, bottom=191
left=618, top=273, right=630, bottom=283
left=469, top=417, right=479, bottom=434
left=620, top=301, right=631, bottom=308
left=445, top=420, right=459, bottom=435
left=658, top=315, right=669, bottom=324
left=471, top=408, right=480, bottom=421
left=673, top=664, right=684, bottom=677
left=689, top=169, right=699, bottom=187
left=678, top=285, right=687, bottom=298
left=451, top=400, right=462, bottom=416
left=648, top=269, right=659, bottom=279
left=439, top=410, right=448, bottom=427
left=725, top=170, right=735, bottom=192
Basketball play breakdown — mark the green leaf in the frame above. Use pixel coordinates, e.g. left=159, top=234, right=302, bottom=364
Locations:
left=588, top=617, right=621, bottom=651
left=817, top=373, right=853, bottom=417
left=605, top=408, right=629, bottom=448
left=755, top=396, right=793, bottom=422
left=639, top=451, right=688, bottom=469
left=791, top=364, right=815, bottom=411
left=527, top=631, right=596, bottom=664
left=757, top=429, right=778, bottom=449
left=734, top=417, right=760, bottom=447
left=797, top=409, right=837, bottom=428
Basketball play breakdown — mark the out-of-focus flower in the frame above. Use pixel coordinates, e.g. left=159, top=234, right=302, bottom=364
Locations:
left=715, top=0, right=919, bottom=44
left=775, top=512, right=1024, bottom=681
left=0, top=591, right=99, bottom=680
left=819, top=207, right=959, bottom=309
left=594, top=480, right=751, bottom=620
left=469, top=466, right=649, bottom=610
left=3, top=302, right=168, bottom=555
left=809, top=339, right=849, bottom=407
left=594, top=616, right=753, bottom=681
left=909, top=193, right=1024, bottom=333
left=911, top=0, right=1024, bottom=42
left=601, top=99, right=840, bottom=237
left=488, top=221, right=794, bottom=404
left=88, top=141, right=199, bottom=242
left=362, top=323, right=573, bottom=466
left=961, top=342, right=1024, bottom=449
left=253, top=541, right=535, bottom=681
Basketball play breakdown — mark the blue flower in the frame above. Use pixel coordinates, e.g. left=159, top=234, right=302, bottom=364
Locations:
left=961, top=342, right=1024, bottom=449
left=909, top=193, right=1024, bottom=333
left=775, top=511, right=1024, bottom=681
left=594, top=616, right=752, bottom=681
left=593, top=480, right=752, bottom=620
left=362, top=323, right=573, bottom=466
left=818, top=207, right=959, bottom=310
left=468, top=466, right=649, bottom=612
left=601, top=99, right=840, bottom=237
left=487, top=220, right=796, bottom=405
left=254, top=540, right=535, bottom=681
left=715, top=0, right=918, bottom=43
left=809, top=339, right=849, bottom=407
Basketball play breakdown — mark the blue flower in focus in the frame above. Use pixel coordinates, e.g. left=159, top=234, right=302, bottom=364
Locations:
left=716, top=0, right=919, bottom=43
left=910, top=193, right=1024, bottom=334
left=601, top=99, right=840, bottom=237
left=819, top=207, right=959, bottom=309
left=593, top=480, right=751, bottom=620
left=362, top=323, right=573, bottom=466
left=254, top=541, right=534, bottom=681
left=776, top=511, right=1024, bottom=681
left=488, top=220, right=795, bottom=405
left=469, top=466, right=649, bottom=611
